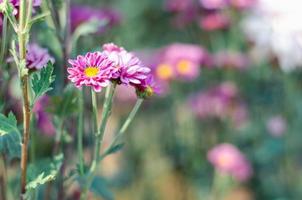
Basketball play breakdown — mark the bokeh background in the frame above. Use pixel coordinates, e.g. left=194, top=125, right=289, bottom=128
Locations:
left=2, top=0, right=302, bottom=199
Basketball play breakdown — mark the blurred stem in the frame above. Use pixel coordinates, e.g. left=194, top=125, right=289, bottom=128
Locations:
left=101, top=98, right=144, bottom=158
left=77, top=90, right=85, bottom=175
left=0, top=155, right=7, bottom=200
left=80, top=83, right=116, bottom=200
left=0, top=16, right=8, bottom=65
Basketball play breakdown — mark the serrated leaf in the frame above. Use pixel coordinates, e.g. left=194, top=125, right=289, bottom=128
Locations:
left=26, top=154, right=63, bottom=191
left=31, top=62, right=55, bottom=104
left=90, top=176, right=114, bottom=200
left=0, top=112, right=21, bottom=160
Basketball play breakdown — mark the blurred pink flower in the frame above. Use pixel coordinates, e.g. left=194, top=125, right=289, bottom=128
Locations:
left=26, top=43, right=55, bottom=70
left=165, top=0, right=194, bottom=12
left=266, top=115, right=287, bottom=137
left=115, top=84, right=137, bottom=103
left=200, top=0, right=229, bottom=9
left=70, top=5, right=121, bottom=32
left=213, top=51, right=250, bottom=70
left=156, top=43, right=208, bottom=81
left=67, top=52, right=116, bottom=92
left=33, top=95, right=55, bottom=136
left=189, top=82, right=248, bottom=128
left=208, top=143, right=253, bottom=181
left=102, top=43, right=151, bottom=86
left=200, top=12, right=230, bottom=31
left=230, top=0, right=256, bottom=9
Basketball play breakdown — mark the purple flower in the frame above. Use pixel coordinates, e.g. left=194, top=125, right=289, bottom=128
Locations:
left=165, top=0, right=194, bottom=12
left=33, top=95, right=55, bottom=136
left=200, top=0, right=229, bottom=9
left=67, top=52, right=116, bottom=92
left=230, top=0, right=256, bottom=9
left=136, top=75, right=161, bottom=98
left=266, top=115, right=287, bottom=137
left=26, top=43, right=55, bottom=70
left=70, top=5, right=121, bottom=32
left=156, top=43, right=208, bottom=81
left=199, top=12, right=230, bottom=31
left=213, top=50, right=250, bottom=70
left=0, top=0, right=41, bottom=30
left=208, top=143, right=253, bottom=181
left=102, top=43, right=151, bottom=86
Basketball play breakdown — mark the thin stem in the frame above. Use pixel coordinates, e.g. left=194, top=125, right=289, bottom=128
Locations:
left=80, top=83, right=116, bottom=200
left=77, top=90, right=84, bottom=175
left=0, top=16, right=8, bottom=65
left=102, top=98, right=144, bottom=158
left=91, top=89, right=98, bottom=135
left=90, top=83, right=116, bottom=172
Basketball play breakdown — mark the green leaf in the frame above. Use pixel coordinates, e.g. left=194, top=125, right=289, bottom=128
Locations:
left=31, top=62, right=55, bottom=105
left=105, top=143, right=125, bottom=156
left=71, top=19, right=108, bottom=49
left=26, top=154, right=63, bottom=191
left=0, top=112, right=21, bottom=160
left=90, top=176, right=114, bottom=200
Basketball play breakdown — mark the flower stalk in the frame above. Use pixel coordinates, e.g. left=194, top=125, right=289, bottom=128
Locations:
left=90, top=83, right=116, bottom=173
left=77, top=90, right=85, bottom=175
left=17, top=0, right=33, bottom=198
left=101, top=98, right=144, bottom=158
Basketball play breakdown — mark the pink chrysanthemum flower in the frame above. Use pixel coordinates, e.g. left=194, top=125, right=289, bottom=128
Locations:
left=67, top=52, right=116, bottom=92
left=208, top=143, right=253, bottom=181
left=102, top=43, right=151, bottom=86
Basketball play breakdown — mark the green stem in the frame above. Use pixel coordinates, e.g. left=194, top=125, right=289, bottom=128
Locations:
left=18, top=0, right=32, bottom=199
left=91, top=89, right=98, bottom=136
left=102, top=98, right=144, bottom=158
left=0, top=16, right=8, bottom=65
left=90, top=83, right=116, bottom=172
left=80, top=83, right=116, bottom=200
left=77, top=90, right=84, bottom=175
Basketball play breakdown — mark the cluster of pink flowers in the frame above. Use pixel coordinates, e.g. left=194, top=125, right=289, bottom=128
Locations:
left=200, top=0, right=256, bottom=10
left=213, top=50, right=250, bottom=70
left=208, top=143, right=253, bottom=181
left=67, top=43, right=158, bottom=98
left=188, top=82, right=248, bottom=128
left=154, top=43, right=208, bottom=81
left=165, top=0, right=255, bottom=30
left=70, top=5, right=121, bottom=33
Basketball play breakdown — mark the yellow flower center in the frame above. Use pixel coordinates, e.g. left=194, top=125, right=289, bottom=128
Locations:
left=84, top=67, right=99, bottom=78
left=176, top=59, right=192, bottom=75
left=156, top=64, right=173, bottom=80
left=217, top=153, right=233, bottom=167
